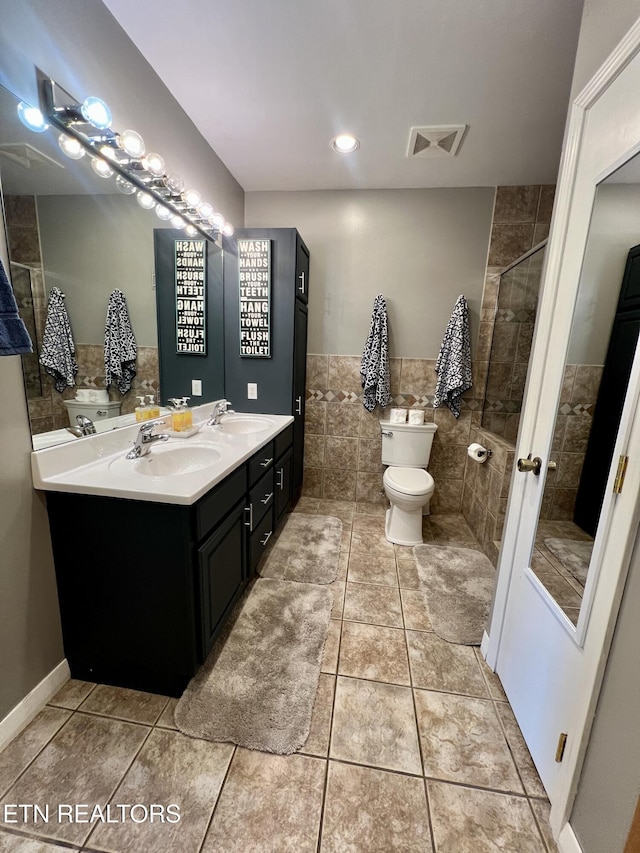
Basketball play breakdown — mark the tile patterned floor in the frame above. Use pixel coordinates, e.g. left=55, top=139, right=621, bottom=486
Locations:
left=0, top=503, right=558, bottom=852
left=533, top=519, right=594, bottom=626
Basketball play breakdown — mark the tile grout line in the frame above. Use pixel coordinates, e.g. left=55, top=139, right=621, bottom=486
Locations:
left=196, top=744, right=237, bottom=853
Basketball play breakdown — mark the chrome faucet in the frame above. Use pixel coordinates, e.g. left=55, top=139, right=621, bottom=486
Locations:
left=65, top=414, right=96, bottom=438
left=126, top=419, right=169, bottom=459
left=207, top=399, right=233, bottom=426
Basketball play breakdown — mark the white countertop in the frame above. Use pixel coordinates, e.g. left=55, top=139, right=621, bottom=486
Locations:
left=31, top=404, right=294, bottom=505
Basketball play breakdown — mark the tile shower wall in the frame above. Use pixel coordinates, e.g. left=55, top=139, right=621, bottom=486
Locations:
left=4, top=195, right=160, bottom=435
left=303, top=354, right=481, bottom=511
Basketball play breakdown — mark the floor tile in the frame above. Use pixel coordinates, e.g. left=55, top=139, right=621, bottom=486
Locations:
left=321, top=619, right=341, bottom=673
left=347, top=552, right=398, bottom=586
left=0, top=707, right=71, bottom=797
left=475, top=650, right=508, bottom=701
left=330, top=582, right=346, bottom=618
left=343, top=582, right=403, bottom=628
left=87, top=728, right=233, bottom=853
left=397, top=558, right=420, bottom=589
left=48, top=679, right=95, bottom=710
left=351, top=514, right=386, bottom=534
left=78, top=684, right=169, bottom=726
left=495, top=703, right=546, bottom=797
left=0, top=831, right=77, bottom=851
left=350, top=530, right=395, bottom=556
left=318, top=500, right=355, bottom=526
left=429, top=513, right=478, bottom=546
left=354, top=502, right=387, bottom=517
left=201, top=749, right=325, bottom=853
left=0, top=714, right=149, bottom=845
left=406, top=631, right=488, bottom=697
left=336, top=549, right=348, bottom=581
left=302, top=674, right=335, bottom=757
left=338, top=622, right=409, bottom=685
left=294, top=497, right=321, bottom=514
left=155, top=698, right=178, bottom=730
left=530, top=799, right=559, bottom=853
left=414, top=690, right=522, bottom=792
left=428, top=781, right=546, bottom=852
left=400, top=588, right=433, bottom=631
left=330, top=676, right=421, bottom=775
left=320, top=761, right=432, bottom=852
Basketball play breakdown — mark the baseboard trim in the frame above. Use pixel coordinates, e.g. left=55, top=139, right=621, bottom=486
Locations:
left=558, top=822, right=583, bottom=853
left=480, top=630, right=490, bottom=658
left=0, top=659, right=70, bottom=751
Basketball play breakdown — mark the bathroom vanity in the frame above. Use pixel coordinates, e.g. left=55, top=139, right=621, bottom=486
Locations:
left=33, top=409, right=294, bottom=696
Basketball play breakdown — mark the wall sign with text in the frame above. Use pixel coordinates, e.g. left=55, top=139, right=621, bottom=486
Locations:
left=238, top=238, right=271, bottom=357
left=175, top=239, right=207, bottom=355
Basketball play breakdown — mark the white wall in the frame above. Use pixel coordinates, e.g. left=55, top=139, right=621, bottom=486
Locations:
left=245, top=188, right=495, bottom=360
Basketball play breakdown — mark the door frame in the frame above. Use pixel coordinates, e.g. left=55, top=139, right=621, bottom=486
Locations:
left=484, top=16, right=640, bottom=838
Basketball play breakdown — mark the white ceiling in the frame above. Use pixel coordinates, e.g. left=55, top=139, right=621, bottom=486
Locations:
left=102, top=0, right=585, bottom=192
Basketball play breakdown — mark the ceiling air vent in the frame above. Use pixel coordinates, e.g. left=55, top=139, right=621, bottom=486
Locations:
left=407, top=125, right=467, bottom=158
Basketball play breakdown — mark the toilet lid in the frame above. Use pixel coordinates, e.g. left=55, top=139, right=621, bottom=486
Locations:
left=384, top=466, right=434, bottom=496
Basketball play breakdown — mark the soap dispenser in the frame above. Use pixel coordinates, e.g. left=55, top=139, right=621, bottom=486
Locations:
left=168, top=397, right=185, bottom=432
left=135, top=396, right=148, bottom=422
left=180, top=396, right=193, bottom=431
left=146, top=394, right=160, bottom=419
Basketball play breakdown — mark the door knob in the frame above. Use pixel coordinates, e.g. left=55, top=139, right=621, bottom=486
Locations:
left=517, top=455, right=542, bottom=475
left=517, top=456, right=557, bottom=475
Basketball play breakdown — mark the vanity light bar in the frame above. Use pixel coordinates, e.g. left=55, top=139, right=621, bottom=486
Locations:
left=36, top=73, right=233, bottom=242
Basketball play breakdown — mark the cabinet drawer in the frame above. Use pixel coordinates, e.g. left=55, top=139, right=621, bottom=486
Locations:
left=249, top=507, right=274, bottom=575
left=248, top=441, right=275, bottom=486
left=196, top=466, right=246, bottom=541
left=274, top=424, right=294, bottom=458
left=249, top=467, right=274, bottom=530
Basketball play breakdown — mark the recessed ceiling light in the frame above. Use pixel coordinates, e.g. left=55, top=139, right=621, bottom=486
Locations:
left=331, top=134, right=360, bottom=154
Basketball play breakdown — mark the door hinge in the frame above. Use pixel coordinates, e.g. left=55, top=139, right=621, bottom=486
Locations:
left=613, top=455, right=629, bottom=494
left=555, top=732, right=568, bottom=763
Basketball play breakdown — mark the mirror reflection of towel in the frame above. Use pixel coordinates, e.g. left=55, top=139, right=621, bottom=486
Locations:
left=0, top=258, right=33, bottom=356
left=39, top=287, right=77, bottom=391
left=104, top=289, right=137, bottom=395
left=433, top=294, right=472, bottom=418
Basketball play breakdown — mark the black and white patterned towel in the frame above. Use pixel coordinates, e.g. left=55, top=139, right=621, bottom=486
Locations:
left=433, top=294, right=472, bottom=418
left=104, top=289, right=137, bottom=395
left=360, top=294, right=391, bottom=412
left=39, top=287, right=77, bottom=392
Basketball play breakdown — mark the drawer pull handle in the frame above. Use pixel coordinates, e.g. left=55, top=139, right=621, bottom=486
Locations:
left=261, top=492, right=273, bottom=505
left=295, top=396, right=303, bottom=416
left=260, top=530, right=273, bottom=546
left=276, top=468, right=284, bottom=489
left=298, top=272, right=305, bottom=293
left=244, top=504, right=253, bottom=531
left=260, top=457, right=273, bottom=467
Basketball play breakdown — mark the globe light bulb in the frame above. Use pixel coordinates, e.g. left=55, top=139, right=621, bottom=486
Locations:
left=155, top=205, right=172, bottom=221
left=136, top=191, right=156, bottom=210
left=211, top=212, right=225, bottom=230
left=58, top=133, right=85, bottom=160
left=171, top=215, right=186, bottom=229
left=183, top=189, right=201, bottom=209
left=17, top=102, right=48, bottom=133
left=222, top=222, right=234, bottom=237
left=198, top=201, right=213, bottom=220
left=91, top=158, right=114, bottom=179
left=116, top=176, right=136, bottom=195
left=164, top=173, right=184, bottom=195
left=81, top=96, right=112, bottom=130
left=185, top=224, right=197, bottom=237
left=143, top=152, right=165, bottom=177
left=118, top=129, right=145, bottom=158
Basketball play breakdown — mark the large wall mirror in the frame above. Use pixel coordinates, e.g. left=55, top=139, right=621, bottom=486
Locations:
left=528, top=152, right=640, bottom=628
left=0, top=81, right=224, bottom=449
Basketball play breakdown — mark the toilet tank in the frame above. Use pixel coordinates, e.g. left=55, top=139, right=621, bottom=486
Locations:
left=379, top=420, right=438, bottom=467
left=63, top=399, right=122, bottom=426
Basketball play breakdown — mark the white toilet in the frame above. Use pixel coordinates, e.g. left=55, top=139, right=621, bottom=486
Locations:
left=63, top=396, right=122, bottom=426
left=380, top=419, right=438, bottom=546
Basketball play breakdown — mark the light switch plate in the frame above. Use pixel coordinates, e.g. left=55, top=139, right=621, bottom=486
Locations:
left=247, top=383, right=258, bottom=399
left=192, top=379, right=202, bottom=396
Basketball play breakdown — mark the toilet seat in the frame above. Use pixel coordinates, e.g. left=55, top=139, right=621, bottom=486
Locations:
left=384, top=466, right=434, bottom=496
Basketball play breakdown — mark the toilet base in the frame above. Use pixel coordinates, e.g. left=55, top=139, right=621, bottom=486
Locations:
left=385, top=504, right=425, bottom=547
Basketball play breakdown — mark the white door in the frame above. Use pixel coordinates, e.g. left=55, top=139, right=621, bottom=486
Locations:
left=486, top=21, right=640, bottom=838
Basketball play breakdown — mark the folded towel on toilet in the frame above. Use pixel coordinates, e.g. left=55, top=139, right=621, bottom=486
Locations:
left=0, top=258, right=33, bottom=356
left=433, top=294, right=472, bottom=418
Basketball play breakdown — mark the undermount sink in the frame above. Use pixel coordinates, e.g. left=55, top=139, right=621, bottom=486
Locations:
left=217, top=415, right=274, bottom=434
left=109, top=443, right=222, bottom=477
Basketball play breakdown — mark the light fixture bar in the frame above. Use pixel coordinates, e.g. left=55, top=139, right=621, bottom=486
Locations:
left=37, top=72, right=228, bottom=242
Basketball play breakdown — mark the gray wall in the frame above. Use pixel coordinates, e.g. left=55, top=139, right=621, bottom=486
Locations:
left=0, top=0, right=243, bottom=723
left=568, top=182, right=640, bottom=364
left=245, top=188, right=495, bottom=359
left=37, top=195, right=160, bottom=347
left=569, top=2, right=640, bottom=849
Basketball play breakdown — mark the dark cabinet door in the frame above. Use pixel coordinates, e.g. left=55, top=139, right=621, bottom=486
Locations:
left=296, top=234, right=310, bottom=304
left=198, top=499, right=246, bottom=659
left=292, top=299, right=308, bottom=498
left=249, top=507, right=275, bottom=575
left=275, top=447, right=293, bottom=523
